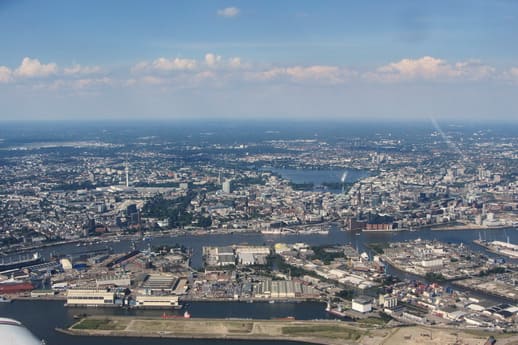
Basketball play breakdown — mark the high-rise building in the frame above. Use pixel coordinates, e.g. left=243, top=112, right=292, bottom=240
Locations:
left=222, top=180, right=232, bottom=193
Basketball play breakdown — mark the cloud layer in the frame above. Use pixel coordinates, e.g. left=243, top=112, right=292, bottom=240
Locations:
left=365, top=56, right=495, bottom=82
left=1, top=55, right=517, bottom=90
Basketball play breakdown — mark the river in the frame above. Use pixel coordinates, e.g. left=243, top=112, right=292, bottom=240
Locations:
left=0, top=300, right=325, bottom=345
left=266, top=167, right=370, bottom=193
left=6, top=227, right=514, bottom=344
left=38, top=226, right=518, bottom=268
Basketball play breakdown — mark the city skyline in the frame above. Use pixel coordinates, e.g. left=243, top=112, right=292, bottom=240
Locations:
left=1, top=0, right=518, bottom=121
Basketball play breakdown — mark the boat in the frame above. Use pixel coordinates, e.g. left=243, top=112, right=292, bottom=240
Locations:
left=273, top=316, right=295, bottom=321
left=0, top=296, right=11, bottom=303
left=162, top=311, right=191, bottom=319
left=0, top=275, right=34, bottom=294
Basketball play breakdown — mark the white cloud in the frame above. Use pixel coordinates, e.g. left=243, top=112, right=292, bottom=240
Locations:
left=228, top=57, right=242, bottom=68
left=217, top=7, right=239, bottom=17
left=72, top=77, right=112, bottom=89
left=502, top=67, right=518, bottom=82
left=454, top=60, right=495, bottom=80
left=153, top=57, right=197, bottom=71
left=365, top=56, right=494, bottom=82
left=64, top=64, right=101, bottom=75
left=141, top=75, right=168, bottom=85
left=14, top=57, right=58, bottom=78
left=249, top=65, right=352, bottom=84
left=205, top=53, right=222, bottom=66
left=133, top=57, right=197, bottom=72
left=0, top=66, right=12, bottom=83
left=193, top=71, right=216, bottom=82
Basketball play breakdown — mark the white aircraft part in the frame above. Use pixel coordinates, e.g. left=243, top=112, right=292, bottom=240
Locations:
left=0, top=318, right=43, bottom=345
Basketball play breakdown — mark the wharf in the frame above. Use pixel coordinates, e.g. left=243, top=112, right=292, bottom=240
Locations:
left=473, top=240, right=518, bottom=259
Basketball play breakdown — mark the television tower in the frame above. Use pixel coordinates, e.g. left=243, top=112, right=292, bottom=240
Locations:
left=125, top=159, right=129, bottom=187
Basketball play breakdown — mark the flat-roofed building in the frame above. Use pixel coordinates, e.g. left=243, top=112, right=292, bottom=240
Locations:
left=30, top=289, right=56, bottom=298
left=352, top=296, right=372, bottom=313
left=138, top=274, right=178, bottom=295
left=66, top=289, right=115, bottom=306
left=254, top=279, right=319, bottom=299
left=135, top=294, right=179, bottom=308
left=379, top=294, right=398, bottom=309
left=96, top=274, right=131, bottom=288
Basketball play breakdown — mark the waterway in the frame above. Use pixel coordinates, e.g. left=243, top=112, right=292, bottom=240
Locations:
left=9, top=227, right=515, bottom=344
left=39, top=226, right=518, bottom=268
left=266, top=167, right=370, bottom=193
left=0, top=300, right=324, bottom=345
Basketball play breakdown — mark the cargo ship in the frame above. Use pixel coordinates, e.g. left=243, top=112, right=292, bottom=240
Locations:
left=161, top=311, right=191, bottom=319
left=0, top=277, right=34, bottom=294
left=0, top=253, right=42, bottom=272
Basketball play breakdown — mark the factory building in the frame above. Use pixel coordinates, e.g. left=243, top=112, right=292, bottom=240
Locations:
left=135, top=294, right=179, bottom=308
left=420, top=258, right=444, bottom=268
left=66, top=289, right=115, bottom=306
left=254, top=279, right=319, bottom=299
left=96, top=274, right=131, bottom=288
left=379, top=294, right=398, bottom=309
left=352, top=296, right=373, bottom=313
left=235, top=246, right=270, bottom=266
left=138, top=274, right=178, bottom=295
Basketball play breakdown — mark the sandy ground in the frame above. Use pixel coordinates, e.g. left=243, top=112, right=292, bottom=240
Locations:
left=380, top=326, right=495, bottom=345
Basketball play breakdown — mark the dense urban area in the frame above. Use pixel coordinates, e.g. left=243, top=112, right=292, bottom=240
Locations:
left=0, top=122, right=517, bottom=342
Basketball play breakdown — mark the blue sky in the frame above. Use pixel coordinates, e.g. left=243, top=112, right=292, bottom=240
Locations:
left=1, top=0, right=517, bottom=121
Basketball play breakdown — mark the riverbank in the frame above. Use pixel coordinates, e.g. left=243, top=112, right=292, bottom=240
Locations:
left=61, top=316, right=517, bottom=345
left=431, top=223, right=511, bottom=231
left=62, top=316, right=376, bottom=345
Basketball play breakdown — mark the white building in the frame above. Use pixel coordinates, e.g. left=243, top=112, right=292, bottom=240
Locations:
left=420, top=258, right=443, bottom=268
left=135, top=295, right=179, bottom=308
left=66, top=289, right=115, bottom=306
left=352, top=296, right=372, bottom=313
left=379, top=294, right=398, bottom=309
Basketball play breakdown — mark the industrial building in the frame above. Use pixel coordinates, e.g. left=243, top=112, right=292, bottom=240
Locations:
left=96, top=274, right=131, bottom=288
left=379, top=294, right=398, bottom=309
left=138, top=274, right=178, bottom=295
left=235, top=246, right=270, bottom=266
left=352, top=296, right=373, bottom=313
left=66, top=289, right=115, bottom=306
left=254, top=279, right=319, bottom=299
left=135, top=294, right=179, bottom=308
left=203, top=246, right=236, bottom=267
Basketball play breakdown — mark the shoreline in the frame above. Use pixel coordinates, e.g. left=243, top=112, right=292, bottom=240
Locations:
left=2, top=224, right=515, bottom=256
left=59, top=316, right=518, bottom=345
left=61, top=316, right=373, bottom=345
